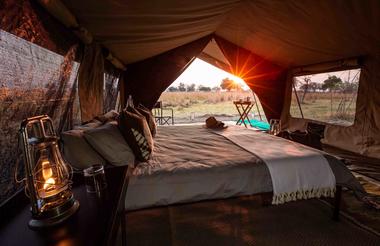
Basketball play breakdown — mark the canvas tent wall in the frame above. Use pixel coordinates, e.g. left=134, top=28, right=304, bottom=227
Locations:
left=1, top=0, right=380, bottom=204
left=0, top=0, right=120, bottom=204
left=43, top=0, right=380, bottom=157
left=0, top=0, right=81, bottom=205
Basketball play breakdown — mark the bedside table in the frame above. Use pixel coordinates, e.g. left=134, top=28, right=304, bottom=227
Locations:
left=0, top=165, right=130, bottom=246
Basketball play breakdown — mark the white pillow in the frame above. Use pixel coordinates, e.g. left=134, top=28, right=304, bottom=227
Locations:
left=61, top=130, right=106, bottom=170
left=84, top=121, right=135, bottom=166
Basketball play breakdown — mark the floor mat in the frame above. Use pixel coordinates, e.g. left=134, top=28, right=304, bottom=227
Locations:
left=350, top=165, right=380, bottom=182
left=322, top=144, right=380, bottom=182
left=126, top=195, right=380, bottom=246
left=336, top=174, right=380, bottom=235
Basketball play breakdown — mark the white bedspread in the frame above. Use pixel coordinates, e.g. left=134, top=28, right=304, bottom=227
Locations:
left=125, top=125, right=271, bottom=210
left=216, top=127, right=336, bottom=204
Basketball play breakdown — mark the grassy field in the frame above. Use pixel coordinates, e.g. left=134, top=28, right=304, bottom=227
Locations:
left=290, top=92, right=357, bottom=125
left=159, top=91, right=357, bottom=125
left=159, top=91, right=265, bottom=123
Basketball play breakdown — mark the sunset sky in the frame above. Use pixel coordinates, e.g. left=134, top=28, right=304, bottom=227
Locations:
left=171, top=58, right=247, bottom=89
left=294, top=68, right=361, bottom=88
left=171, top=58, right=360, bottom=90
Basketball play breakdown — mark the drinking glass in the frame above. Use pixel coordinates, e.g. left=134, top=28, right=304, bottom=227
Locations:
left=269, top=119, right=281, bottom=135
left=83, top=165, right=107, bottom=193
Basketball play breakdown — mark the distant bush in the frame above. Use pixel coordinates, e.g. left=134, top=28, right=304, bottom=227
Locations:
left=168, top=86, right=179, bottom=92
left=198, top=85, right=211, bottom=92
left=159, top=91, right=252, bottom=107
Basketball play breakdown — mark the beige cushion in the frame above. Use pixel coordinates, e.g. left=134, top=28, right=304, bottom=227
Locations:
left=95, top=110, right=119, bottom=124
left=84, top=121, right=135, bottom=166
left=74, top=119, right=103, bottom=130
left=61, top=130, right=106, bottom=170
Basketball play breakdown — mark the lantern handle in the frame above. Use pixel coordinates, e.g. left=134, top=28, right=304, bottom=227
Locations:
left=20, top=115, right=57, bottom=141
left=14, top=139, right=30, bottom=199
left=14, top=135, right=26, bottom=184
left=14, top=155, right=26, bottom=183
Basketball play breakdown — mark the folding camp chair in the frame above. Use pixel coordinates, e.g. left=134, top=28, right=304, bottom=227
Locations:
left=153, top=101, right=174, bottom=125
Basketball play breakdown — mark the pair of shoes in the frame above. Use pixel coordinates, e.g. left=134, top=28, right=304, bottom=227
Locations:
left=205, top=116, right=226, bottom=129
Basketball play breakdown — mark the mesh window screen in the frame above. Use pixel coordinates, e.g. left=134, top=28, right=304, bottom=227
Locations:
left=0, top=30, right=80, bottom=205
left=104, top=61, right=121, bottom=112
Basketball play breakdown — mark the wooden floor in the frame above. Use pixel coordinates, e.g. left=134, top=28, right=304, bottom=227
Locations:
left=125, top=193, right=380, bottom=246
left=122, top=132, right=380, bottom=245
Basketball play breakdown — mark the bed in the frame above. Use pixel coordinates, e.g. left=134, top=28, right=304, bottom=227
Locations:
left=125, top=125, right=364, bottom=211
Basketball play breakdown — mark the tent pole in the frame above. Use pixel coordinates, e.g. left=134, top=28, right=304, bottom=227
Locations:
left=253, top=93, right=262, bottom=121
left=292, top=82, right=304, bottom=118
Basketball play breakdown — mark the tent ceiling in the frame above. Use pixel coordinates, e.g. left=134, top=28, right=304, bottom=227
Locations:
left=216, top=0, right=380, bottom=67
left=62, top=0, right=240, bottom=64
left=198, top=39, right=232, bottom=72
left=202, top=39, right=231, bottom=67
left=62, top=0, right=380, bottom=67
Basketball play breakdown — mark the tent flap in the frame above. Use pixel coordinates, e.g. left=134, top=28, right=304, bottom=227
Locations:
left=121, top=35, right=212, bottom=109
left=78, top=43, right=105, bottom=122
left=215, top=36, right=287, bottom=121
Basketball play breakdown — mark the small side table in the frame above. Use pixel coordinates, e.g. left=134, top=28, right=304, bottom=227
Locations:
left=0, top=165, right=130, bottom=246
left=233, top=101, right=255, bottom=128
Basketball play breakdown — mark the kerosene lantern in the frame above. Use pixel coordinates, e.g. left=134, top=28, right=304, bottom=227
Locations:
left=19, top=115, right=79, bottom=228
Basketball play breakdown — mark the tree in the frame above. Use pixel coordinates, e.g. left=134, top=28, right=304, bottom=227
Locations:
left=300, top=76, right=311, bottom=104
left=211, top=86, right=221, bottom=92
left=309, top=82, right=319, bottom=92
left=186, top=83, right=196, bottom=92
left=342, top=81, right=358, bottom=94
left=178, top=82, right=186, bottom=92
left=220, top=78, right=232, bottom=90
left=322, top=75, right=343, bottom=117
left=168, top=86, right=179, bottom=92
left=322, top=75, right=343, bottom=92
left=198, top=85, right=211, bottom=92
left=220, top=78, right=242, bottom=91
left=299, top=84, right=309, bottom=91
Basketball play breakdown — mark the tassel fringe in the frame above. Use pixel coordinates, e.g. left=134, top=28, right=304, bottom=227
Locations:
left=272, top=187, right=336, bottom=205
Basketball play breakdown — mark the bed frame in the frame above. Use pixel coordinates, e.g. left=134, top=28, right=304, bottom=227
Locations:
left=333, top=185, right=343, bottom=221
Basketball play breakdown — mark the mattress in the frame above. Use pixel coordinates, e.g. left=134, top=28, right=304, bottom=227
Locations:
left=125, top=125, right=364, bottom=210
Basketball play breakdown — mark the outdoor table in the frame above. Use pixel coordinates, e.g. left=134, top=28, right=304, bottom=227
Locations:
left=233, top=100, right=255, bottom=128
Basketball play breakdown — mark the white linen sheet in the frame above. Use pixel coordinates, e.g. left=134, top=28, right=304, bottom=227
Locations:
left=124, top=125, right=349, bottom=210
left=125, top=125, right=270, bottom=210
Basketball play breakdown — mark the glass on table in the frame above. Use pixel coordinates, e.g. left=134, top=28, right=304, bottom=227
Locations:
left=269, top=119, right=281, bottom=135
left=83, top=165, right=107, bottom=193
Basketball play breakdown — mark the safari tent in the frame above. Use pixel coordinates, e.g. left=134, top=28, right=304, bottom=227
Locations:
left=0, top=0, right=379, bottom=245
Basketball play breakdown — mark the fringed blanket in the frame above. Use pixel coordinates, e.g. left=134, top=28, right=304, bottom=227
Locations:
left=215, top=127, right=336, bottom=204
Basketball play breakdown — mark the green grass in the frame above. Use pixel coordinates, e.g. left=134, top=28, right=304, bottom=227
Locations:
left=159, top=91, right=357, bottom=125
left=173, top=101, right=246, bottom=117
left=159, top=91, right=266, bottom=123
left=290, top=92, right=357, bottom=124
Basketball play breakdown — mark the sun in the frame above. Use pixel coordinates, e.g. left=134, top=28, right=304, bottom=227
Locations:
left=230, top=75, right=245, bottom=85
left=172, top=58, right=249, bottom=90
left=226, top=74, right=248, bottom=90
